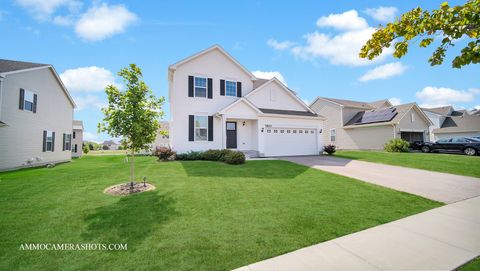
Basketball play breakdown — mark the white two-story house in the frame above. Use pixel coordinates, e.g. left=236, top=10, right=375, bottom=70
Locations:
left=0, top=59, right=76, bottom=171
left=168, top=45, right=325, bottom=157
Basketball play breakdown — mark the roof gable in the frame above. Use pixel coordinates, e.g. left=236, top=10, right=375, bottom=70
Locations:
left=0, top=59, right=49, bottom=74
left=218, top=98, right=262, bottom=117
left=168, top=45, right=256, bottom=80
left=245, top=78, right=314, bottom=113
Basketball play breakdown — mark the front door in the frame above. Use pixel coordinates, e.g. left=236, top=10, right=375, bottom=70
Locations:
left=226, top=122, right=237, bottom=149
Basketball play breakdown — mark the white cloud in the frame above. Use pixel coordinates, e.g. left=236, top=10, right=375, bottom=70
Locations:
left=302, top=99, right=311, bottom=105
left=267, top=39, right=295, bottom=51
left=252, top=70, right=287, bottom=86
left=292, top=28, right=392, bottom=66
left=60, top=66, right=117, bottom=92
left=15, top=0, right=81, bottom=21
left=75, top=3, right=137, bottom=41
left=73, top=95, right=105, bottom=111
left=474, top=105, right=480, bottom=110
left=416, top=86, right=478, bottom=108
left=389, top=97, right=402, bottom=106
left=53, top=15, right=73, bottom=26
left=359, top=62, right=407, bottom=82
left=316, top=10, right=368, bottom=30
left=364, top=6, right=398, bottom=22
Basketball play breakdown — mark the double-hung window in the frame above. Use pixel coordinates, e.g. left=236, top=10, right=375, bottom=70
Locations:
left=64, top=134, right=72, bottom=151
left=24, top=90, right=35, bottom=112
left=194, top=116, right=208, bottom=141
left=46, top=131, right=54, bottom=151
left=225, top=81, right=237, bottom=96
left=194, top=77, right=207, bottom=98
left=330, top=129, right=336, bottom=142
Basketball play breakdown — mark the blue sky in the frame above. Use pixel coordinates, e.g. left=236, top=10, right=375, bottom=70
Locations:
left=1, top=0, right=479, bottom=142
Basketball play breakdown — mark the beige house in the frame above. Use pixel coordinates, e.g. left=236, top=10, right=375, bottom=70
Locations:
left=310, top=97, right=432, bottom=150
left=422, top=106, right=480, bottom=140
left=0, top=59, right=76, bottom=171
left=72, top=120, right=83, bottom=158
left=153, top=121, right=170, bottom=148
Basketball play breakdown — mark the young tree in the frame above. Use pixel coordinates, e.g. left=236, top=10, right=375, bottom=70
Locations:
left=98, top=64, right=165, bottom=183
left=82, top=145, right=89, bottom=154
left=360, top=0, right=479, bottom=68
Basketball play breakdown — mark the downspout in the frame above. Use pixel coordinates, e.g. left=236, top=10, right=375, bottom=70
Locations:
left=392, top=124, right=396, bottom=139
left=0, top=75, right=4, bottom=123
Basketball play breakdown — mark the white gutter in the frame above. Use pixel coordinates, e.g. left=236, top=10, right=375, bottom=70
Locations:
left=0, top=75, right=4, bottom=123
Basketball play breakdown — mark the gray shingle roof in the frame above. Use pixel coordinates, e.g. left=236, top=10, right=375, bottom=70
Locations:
left=259, top=108, right=318, bottom=117
left=344, top=103, right=418, bottom=128
left=421, top=106, right=453, bottom=116
left=0, top=59, right=49, bottom=74
left=433, top=115, right=480, bottom=133
left=320, top=97, right=374, bottom=109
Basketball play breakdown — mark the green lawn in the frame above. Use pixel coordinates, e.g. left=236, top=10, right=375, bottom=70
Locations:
left=0, top=156, right=441, bottom=270
left=335, top=150, right=480, bottom=178
left=458, top=257, right=480, bottom=271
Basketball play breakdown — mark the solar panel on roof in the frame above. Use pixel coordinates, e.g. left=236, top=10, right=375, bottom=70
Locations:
left=354, top=107, right=397, bottom=125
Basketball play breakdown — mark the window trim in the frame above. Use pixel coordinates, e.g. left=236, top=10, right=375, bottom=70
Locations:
left=194, top=115, right=208, bottom=141
left=23, top=89, right=35, bottom=112
left=193, top=76, right=208, bottom=98
left=64, top=134, right=72, bottom=151
left=330, top=128, right=336, bottom=142
left=225, top=80, right=237, bottom=97
left=46, top=131, right=54, bottom=152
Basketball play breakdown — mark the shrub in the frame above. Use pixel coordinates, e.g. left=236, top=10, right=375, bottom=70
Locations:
left=118, top=146, right=123, bottom=150
left=384, top=138, right=410, bottom=152
left=153, top=146, right=176, bottom=161
left=175, top=151, right=203, bottom=161
left=202, top=149, right=233, bottom=161
left=323, top=144, right=336, bottom=155
left=82, top=145, right=89, bottom=154
left=102, top=145, right=109, bottom=150
left=224, top=151, right=245, bottom=165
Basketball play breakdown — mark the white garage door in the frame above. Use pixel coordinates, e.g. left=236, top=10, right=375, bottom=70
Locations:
left=264, top=127, right=318, bottom=156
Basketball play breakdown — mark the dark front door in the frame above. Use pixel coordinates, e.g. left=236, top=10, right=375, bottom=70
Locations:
left=226, top=122, right=237, bottom=149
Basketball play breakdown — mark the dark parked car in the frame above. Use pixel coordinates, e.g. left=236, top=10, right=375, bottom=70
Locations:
left=420, top=137, right=480, bottom=156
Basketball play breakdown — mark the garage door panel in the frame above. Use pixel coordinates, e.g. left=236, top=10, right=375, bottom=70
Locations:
left=264, top=128, right=317, bottom=156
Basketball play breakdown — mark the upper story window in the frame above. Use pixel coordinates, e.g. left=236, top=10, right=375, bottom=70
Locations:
left=195, top=116, right=208, bottom=141
left=20, top=89, right=37, bottom=112
left=225, top=81, right=237, bottom=96
left=194, top=77, right=207, bottom=98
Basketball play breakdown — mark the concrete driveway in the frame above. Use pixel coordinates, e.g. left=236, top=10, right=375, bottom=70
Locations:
left=281, top=155, right=480, bottom=203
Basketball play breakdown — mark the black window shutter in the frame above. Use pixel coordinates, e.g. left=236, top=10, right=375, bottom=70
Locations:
left=19, top=89, right=25, bottom=110
left=42, top=131, right=47, bottom=152
left=188, top=115, right=194, bottom=141
left=75, top=144, right=78, bottom=153
left=73, top=131, right=76, bottom=139
left=237, top=82, right=242, bottom=97
left=207, top=78, right=213, bottom=99
left=52, top=132, right=55, bottom=152
left=62, top=133, right=66, bottom=151
left=33, top=94, right=37, bottom=113
left=208, top=116, right=213, bottom=141
left=188, top=76, right=194, bottom=97
left=220, top=79, right=225, bottom=96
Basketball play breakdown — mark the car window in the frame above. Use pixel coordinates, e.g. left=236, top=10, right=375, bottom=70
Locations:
left=436, top=138, right=452, bottom=143
left=452, top=138, right=468, bottom=143
left=465, top=137, right=480, bottom=142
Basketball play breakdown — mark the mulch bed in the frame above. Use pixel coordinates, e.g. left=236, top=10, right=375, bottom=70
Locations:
left=104, top=182, right=155, bottom=196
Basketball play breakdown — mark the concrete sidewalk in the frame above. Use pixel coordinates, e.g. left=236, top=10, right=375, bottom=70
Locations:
left=281, top=155, right=480, bottom=203
left=233, top=196, right=480, bottom=271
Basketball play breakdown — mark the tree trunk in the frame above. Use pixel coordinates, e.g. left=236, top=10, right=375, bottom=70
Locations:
left=130, top=148, right=135, bottom=183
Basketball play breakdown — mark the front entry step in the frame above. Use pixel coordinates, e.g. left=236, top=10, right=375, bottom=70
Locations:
left=240, top=150, right=259, bottom=159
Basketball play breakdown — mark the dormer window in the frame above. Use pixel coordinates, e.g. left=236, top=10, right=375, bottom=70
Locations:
left=225, top=81, right=237, bottom=96
left=194, top=77, right=207, bottom=98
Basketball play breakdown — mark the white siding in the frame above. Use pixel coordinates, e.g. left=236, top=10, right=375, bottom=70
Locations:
left=247, top=80, right=306, bottom=111
left=396, top=108, right=430, bottom=141
left=72, top=129, right=83, bottom=158
left=0, top=68, right=74, bottom=170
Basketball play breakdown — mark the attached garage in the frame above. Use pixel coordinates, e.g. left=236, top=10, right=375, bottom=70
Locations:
left=400, top=131, right=425, bottom=144
left=263, top=127, right=318, bottom=156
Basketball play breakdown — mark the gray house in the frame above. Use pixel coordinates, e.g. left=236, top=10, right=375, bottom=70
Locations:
left=0, top=59, right=76, bottom=171
left=422, top=106, right=480, bottom=140
left=310, top=97, right=432, bottom=150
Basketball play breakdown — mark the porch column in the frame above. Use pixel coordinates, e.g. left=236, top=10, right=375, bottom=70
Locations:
left=221, top=115, right=227, bottom=149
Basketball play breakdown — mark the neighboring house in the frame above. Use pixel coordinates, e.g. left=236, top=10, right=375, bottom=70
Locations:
left=169, top=45, right=325, bottom=157
left=72, top=120, right=83, bottom=158
left=310, top=97, right=432, bottom=150
left=422, top=106, right=480, bottom=140
left=101, top=140, right=121, bottom=150
left=0, top=59, right=76, bottom=171
left=153, top=121, right=170, bottom=148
